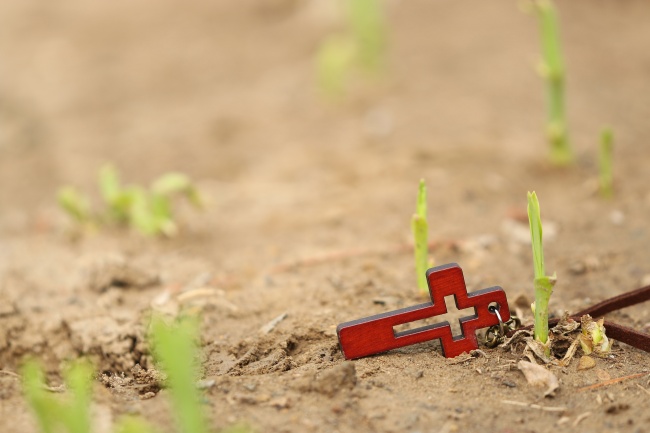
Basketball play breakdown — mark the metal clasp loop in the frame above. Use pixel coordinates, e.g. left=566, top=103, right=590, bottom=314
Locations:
left=484, top=305, right=521, bottom=348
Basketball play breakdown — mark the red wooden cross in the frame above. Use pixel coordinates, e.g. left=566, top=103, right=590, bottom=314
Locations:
left=337, top=263, right=510, bottom=359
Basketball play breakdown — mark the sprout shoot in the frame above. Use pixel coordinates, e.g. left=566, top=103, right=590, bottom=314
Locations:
left=22, top=317, right=246, bottom=433
left=412, top=179, right=429, bottom=295
left=345, top=0, right=386, bottom=73
left=527, top=191, right=556, bottom=353
left=579, top=315, right=612, bottom=356
left=535, top=0, right=572, bottom=165
left=316, top=0, right=386, bottom=97
left=58, top=165, right=202, bottom=237
left=599, top=127, right=614, bottom=198
left=150, top=316, right=208, bottom=433
left=22, top=359, right=93, bottom=433
left=57, top=187, right=91, bottom=225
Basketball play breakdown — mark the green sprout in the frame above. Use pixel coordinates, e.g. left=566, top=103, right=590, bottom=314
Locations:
left=535, top=0, right=572, bottom=165
left=579, top=315, right=611, bottom=356
left=527, top=191, right=556, bottom=354
left=412, top=179, right=429, bottom=295
left=114, top=417, right=158, bottom=433
left=22, top=316, right=247, bottom=433
left=150, top=315, right=207, bottom=433
left=316, top=0, right=386, bottom=97
left=598, top=127, right=614, bottom=198
left=22, top=359, right=93, bottom=433
left=316, top=35, right=357, bottom=97
left=22, top=359, right=157, bottom=433
left=345, top=0, right=386, bottom=73
left=57, top=187, right=92, bottom=226
left=58, top=164, right=202, bottom=237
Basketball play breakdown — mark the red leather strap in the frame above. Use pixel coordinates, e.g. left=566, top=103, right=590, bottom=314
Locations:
left=575, top=284, right=650, bottom=318
left=509, top=285, right=650, bottom=352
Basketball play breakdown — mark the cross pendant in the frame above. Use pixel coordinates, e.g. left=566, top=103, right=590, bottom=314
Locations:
left=336, top=263, right=511, bottom=359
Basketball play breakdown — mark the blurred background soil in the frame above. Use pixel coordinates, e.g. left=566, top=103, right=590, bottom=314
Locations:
left=1, top=1, right=649, bottom=432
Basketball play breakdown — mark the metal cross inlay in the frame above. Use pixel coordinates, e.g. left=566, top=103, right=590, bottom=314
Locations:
left=337, top=263, right=511, bottom=359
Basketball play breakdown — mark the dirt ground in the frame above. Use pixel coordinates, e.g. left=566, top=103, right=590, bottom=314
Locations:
left=1, top=1, right=650, bottom=432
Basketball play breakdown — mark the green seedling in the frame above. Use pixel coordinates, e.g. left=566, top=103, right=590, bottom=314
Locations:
left=534, top=0, right=572, bottom=165
left=58, top=164, right=202, bottom=237
left=114, top=417, right=158, bottom=433
left=98, top=164, right=133, bottom=223
left=412, top=179, right=429, bottom=295
left=150, top=315, right=207, bottom=433
left=22, top=359, right=93, bottom=433
left=23, top=317, right=247, bottom=433
left=57, top=187, right=92, bottom=226
left=579, top=315, right=611, bottom=356
left=316, top=0, right=386, bottom=97
left=316, top=35, right=357, bottom=96
left=527, top=191, right=556, bottom=355
left=345, top=0, right=386, bottom=72
left=598, top=127, right=614, bottom=198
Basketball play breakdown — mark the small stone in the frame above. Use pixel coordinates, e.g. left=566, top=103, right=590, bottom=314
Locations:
left=196, top=379, right=215, bottom=389
left=606, top=403, right=630, bottom=414
left=363, top=106, right=393, bottom=139
left=268, top=396, right=291, bottom=409
left=569, top=262, right=587, bottom=275
left=584, top=255, right=602, bottom=270
left=577, top=356, right=596, bottom=371
left=596, top=368, right=611, bottom=382
left=226, top=393, right=270, bottom=405
left=609, top=210, right=625, bottom=226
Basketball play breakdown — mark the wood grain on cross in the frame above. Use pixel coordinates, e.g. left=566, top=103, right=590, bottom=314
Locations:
left=337, top=263, right=511, bottom=359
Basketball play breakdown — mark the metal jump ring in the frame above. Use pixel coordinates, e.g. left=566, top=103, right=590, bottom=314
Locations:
left=489, top=305, right=505, bottom=337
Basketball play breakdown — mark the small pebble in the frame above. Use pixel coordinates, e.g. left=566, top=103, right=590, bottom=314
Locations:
left=363, top=106, right=393, bottom=139
left=268, top=396, right=291, bottom=409
left=196, top=379, right=215, bottom=389
left=606, top=403, right=630, bottom=414
left=577, top=356, right=596, bottom=371
left=610, top=210, right=625, bottom=226
left=140, top=392, right=156, bottom=400
left=569, top=262, right=586, bottom=275
left=584, top=255, right=602, bottom=270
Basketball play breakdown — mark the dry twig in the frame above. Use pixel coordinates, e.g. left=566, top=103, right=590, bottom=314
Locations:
left=636, top=383, right=650, bottom=396
left=0, top=370, right=21, bottom=379
left=501, top=400, right=566, bottom=412
left=573, top=412, right=591, bottom=427
left=576, top=372, right=649, bottom=393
